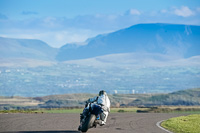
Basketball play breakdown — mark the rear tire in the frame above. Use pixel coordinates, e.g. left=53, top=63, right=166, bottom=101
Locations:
left=81, top=114, right=96, bottom=132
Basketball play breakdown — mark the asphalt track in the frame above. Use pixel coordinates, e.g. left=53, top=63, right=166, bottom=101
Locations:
left=0, top=113, right=185, bottom=133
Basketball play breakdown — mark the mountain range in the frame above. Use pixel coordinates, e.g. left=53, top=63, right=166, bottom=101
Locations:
left=0, top=23, right=200, bottom=96
left=0, top=37, right=58, bottom=61
left=56, top=23, right=200, bottom=61
left=0, top=23, right=200, bottom=63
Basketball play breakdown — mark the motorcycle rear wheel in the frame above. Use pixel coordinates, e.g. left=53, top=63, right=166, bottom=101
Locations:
left=81, top=114, right=96, bottom=132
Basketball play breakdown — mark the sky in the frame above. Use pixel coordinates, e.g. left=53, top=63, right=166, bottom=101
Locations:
left=0, top=0, right=200, bottom=48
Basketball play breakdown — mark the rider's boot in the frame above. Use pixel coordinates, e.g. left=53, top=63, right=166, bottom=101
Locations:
left=100, top=121, right=106, bottom=126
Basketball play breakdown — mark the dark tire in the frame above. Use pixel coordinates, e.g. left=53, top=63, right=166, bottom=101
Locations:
left=81, top=114, right=96, bottom=132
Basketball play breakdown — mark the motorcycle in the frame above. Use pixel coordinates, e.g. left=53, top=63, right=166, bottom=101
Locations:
left=78, top=102, right=106, bottom=132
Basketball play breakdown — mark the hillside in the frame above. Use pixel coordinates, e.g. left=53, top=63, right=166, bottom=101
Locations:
left=37, top=88, right=200, bottom=108
left=128, top=88, right=200, bottom=106
left=0, top=37, right=58, bottom=61
left=1, top=88, right=200, bottom=110
left=56, top=23, right=200, bottom=61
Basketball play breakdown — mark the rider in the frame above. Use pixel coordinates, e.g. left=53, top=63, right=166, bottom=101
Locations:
left=81, top=90, right=111, bottom=126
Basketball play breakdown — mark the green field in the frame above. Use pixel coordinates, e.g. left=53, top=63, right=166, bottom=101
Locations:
left=161, top=114, right=200, bottom=133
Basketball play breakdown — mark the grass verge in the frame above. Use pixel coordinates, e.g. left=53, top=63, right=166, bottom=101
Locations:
left=36, top=108, right=83, bottom=113
left=161, top=114, right=200, bottom=133
left=111, top=107, right=148, bottom=113
left=137, top=106, right=200, bottom=113
left=0, top=107, right=145, bottom=114
left=1, top=107, right=200, bottom=114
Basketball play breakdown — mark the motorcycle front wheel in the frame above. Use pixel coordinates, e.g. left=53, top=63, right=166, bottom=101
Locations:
left=81, top=114, right=96, bottom=132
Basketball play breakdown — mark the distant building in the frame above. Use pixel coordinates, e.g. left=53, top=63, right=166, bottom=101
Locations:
left=5, top=69, right=11, bottom=73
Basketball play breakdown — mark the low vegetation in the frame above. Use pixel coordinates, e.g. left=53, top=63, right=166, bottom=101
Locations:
left=161, top=114, right=200, bottom=133
left=128, top=88, right=200, bottom=106
left=0, top=88, right=200, bottom=111
left=1, top=106, right=200, bottom=114
left=137, top=106, right=200, bottom=113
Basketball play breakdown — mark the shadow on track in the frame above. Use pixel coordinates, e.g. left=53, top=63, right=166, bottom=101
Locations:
left=2, top=131, right=80, bottom=133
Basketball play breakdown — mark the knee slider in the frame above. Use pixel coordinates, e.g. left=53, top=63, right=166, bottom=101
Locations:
left=100, top=112, right=106, bottom=121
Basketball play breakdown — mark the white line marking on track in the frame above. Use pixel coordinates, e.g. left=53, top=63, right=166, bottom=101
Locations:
left=156, top=120, right=173, bottom=133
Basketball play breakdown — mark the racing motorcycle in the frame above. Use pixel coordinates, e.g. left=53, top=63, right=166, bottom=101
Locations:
left=78, top=102, right=106, bottom=132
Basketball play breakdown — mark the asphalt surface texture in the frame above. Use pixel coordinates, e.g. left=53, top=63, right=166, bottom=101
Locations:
left=0, top=113, right=185, bottom=133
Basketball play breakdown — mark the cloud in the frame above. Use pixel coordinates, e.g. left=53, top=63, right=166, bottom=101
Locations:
left=22, top=11, right=38, bottom=15
left=125, top=9, right=141, bottom=15
left=129, top=9, right=141, bottom=15
left=174, top=6, right=194, bottom=17
left=160, top=9, right=168, bottom=14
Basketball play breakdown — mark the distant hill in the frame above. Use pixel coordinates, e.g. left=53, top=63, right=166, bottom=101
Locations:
left=37, top=88, right=200, bottom=108
left=128, top=88, right=200, bottom=106
left=1, top=88, right=200, bottom=110
left=56, top=23, right=200, bottom=61
left=0, top=37, right=58, bottom=61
